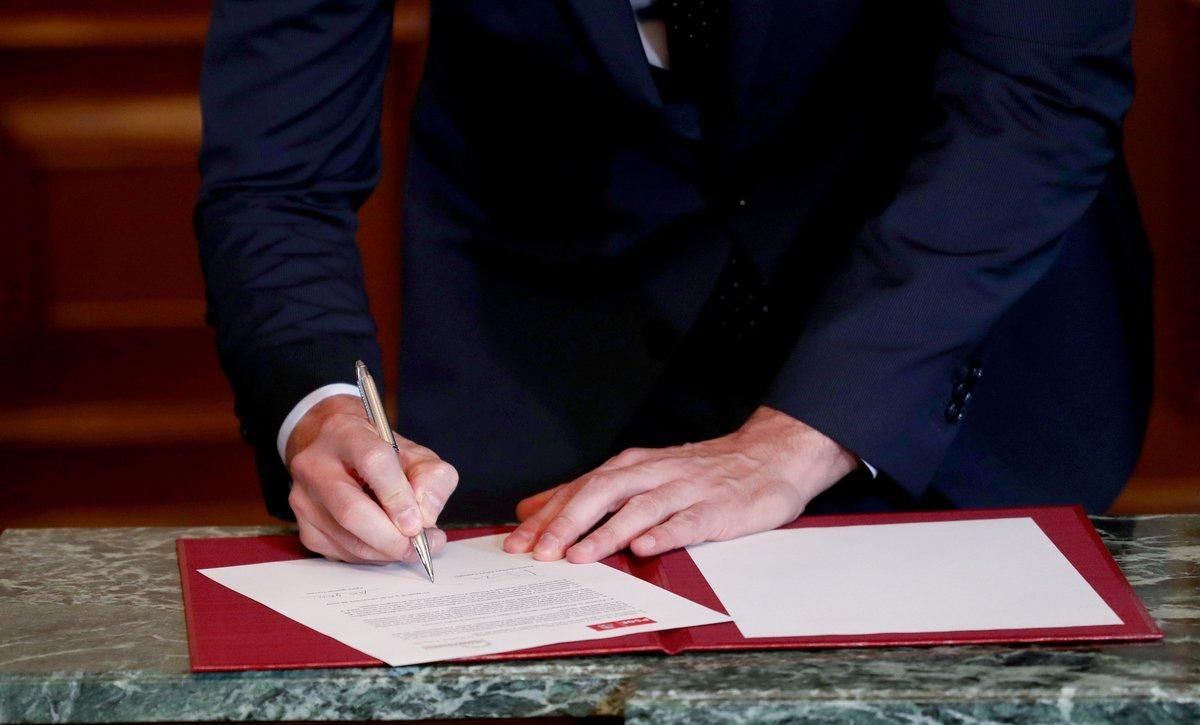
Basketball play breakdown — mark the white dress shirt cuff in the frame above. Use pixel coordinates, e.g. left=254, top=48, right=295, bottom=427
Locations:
left=860, top=458, right=878, bottom=478
left=276, top=383, right=361, bottom=462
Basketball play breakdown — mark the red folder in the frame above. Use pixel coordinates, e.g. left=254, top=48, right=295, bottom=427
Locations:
left=178, top=506, right=1161, bottom=672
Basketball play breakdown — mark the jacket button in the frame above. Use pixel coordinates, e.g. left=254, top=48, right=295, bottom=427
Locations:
left=967, top=365, right=984, bottom=381
left=944, top=402, right=965, bottom=423
left=952, top=381, right=970, bottom=400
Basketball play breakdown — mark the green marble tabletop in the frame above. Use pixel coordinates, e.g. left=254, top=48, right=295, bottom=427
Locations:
left=0, top=516, right=1196, bottom=724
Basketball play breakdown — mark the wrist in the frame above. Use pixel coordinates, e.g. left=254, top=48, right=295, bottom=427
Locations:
left=739, top=406, right=858, bottom=497
left=284, top=394, right=363, bottom=464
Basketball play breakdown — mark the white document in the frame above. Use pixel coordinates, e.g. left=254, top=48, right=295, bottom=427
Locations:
left=200, top=533, right=729, bottom=666
left=687, top=517, right=1121, bottom=638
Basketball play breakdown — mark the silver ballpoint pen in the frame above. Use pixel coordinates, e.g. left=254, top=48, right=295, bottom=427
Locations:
left=355, top=360, right=435, bottom=583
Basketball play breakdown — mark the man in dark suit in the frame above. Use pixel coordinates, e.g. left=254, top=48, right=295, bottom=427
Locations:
left=196, top=1, right=1151, bottom=565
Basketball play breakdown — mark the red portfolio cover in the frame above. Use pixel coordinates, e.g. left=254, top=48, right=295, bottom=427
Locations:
left=177, top=506, right=1161, bottom=672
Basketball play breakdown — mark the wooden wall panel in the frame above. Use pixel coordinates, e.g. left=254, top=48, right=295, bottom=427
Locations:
left=0, top=136, right=37, bottom=355
left=0, top=2, right=429, bottom=526
left=1114, top=0, right=1200, bottom=514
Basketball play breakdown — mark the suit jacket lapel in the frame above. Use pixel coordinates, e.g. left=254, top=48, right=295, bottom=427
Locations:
left=564, top=0, right=663, bottom=111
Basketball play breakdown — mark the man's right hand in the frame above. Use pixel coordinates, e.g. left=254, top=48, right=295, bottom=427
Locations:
left=283, top=395, right=458, bottom=563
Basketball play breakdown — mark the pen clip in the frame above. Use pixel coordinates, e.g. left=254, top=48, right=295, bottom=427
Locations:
left=355, top=363, right=375, bottom=427
left=355, top=360, right=397, bottom=447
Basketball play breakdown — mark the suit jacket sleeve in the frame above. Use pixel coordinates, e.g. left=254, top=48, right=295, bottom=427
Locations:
left=194, top=0, right=392, bottom=517
left=763, top=1, right=1136, bottom=495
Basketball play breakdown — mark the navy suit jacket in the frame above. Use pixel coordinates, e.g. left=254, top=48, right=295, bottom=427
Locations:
left=196, top=1, right=1151, bottom=522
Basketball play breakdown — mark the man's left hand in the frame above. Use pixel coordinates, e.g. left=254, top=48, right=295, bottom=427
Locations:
left=502, top=406, right=858, bottom=562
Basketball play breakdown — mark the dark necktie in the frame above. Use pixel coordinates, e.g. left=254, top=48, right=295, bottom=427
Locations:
left=645, top=4, right=773, bottom=349
left=657, top=0, right=728, bottom=101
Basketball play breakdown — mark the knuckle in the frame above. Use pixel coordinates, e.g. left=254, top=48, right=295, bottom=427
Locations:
left=288, top=489, right=313, bottom=519
left=414, top=459, right=457, bottom=487
left=321, top=412, right=355, bottom=438
left=376, top=485, right=412, bottom=509
left=440, top=469, right=460, bottom=495
left=580, top=470, right=620, bottom=495
left=716, top=452, right=756, bottom=478
left=609, top=448, right=643, bottom=467
left=624, top=493, right=661, bottom=520
left=586, top=526, right=617, bottom=548
left=358, top=446, right=396, bottom=480
left=549, top=512, right=582, bottom=535
left=672, top=508, right=703, bottom=529
left=710, top=475, right=743, bottom=497
left=434, top=460, right=459, bottom=488
left=289, top=450, right=319, bottom=479
left=686, top=504, right=724, bottom=539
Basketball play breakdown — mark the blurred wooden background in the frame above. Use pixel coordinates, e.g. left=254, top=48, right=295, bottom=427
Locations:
left=0, top=0, right=1196, bottom=528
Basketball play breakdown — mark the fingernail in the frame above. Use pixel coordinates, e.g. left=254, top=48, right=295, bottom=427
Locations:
left=397, top=508, right=422, bottom=535
left=534, top=533, right=560, bottom=557
left=507, top=530, right=529, bottom=549
left=636, top=535, right=655, bottom=552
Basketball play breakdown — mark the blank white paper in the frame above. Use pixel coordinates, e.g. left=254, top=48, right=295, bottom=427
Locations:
left=686, top=517, right=1121, bottom=638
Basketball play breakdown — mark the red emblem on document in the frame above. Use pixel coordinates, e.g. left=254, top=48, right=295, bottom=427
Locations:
left=587, top=616, right=656, bottom=631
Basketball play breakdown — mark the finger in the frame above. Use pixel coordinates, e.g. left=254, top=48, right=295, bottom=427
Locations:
left=290, top=482, right=355, bottom=562
left=314, top=495, right=415, bottom=563
left=506, top=456, right=676, bottom=555
left=403, top=453, right=459, bottom=527
left=533, top=468, right=669, bottom=561
left=424, top=526, right=448, bottom=555
left=315, top=525, right=387, bottom=565
left=297, top=521, right=343, bottom=561
left=299, top=477, right=413, bottom=563
left=505, top=485, right=574, bottom=554
left=334, top=424, right=423, bottom=536
left=630, top=502, right=721, bottom=557
left=307, top=468, right=414, bottom=561
left=566, top=479, right=701, bottom=563
left=594, top=447, right=654, bottom=472
left=512, top=448, right=654, bottom=524
left=515, top=484, right=565, bottom=522
left=297, top=514, right=376, bottom=564
left=400, top=527, right=448, bottom=564
left=292, top=484, right=341, bottom=561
